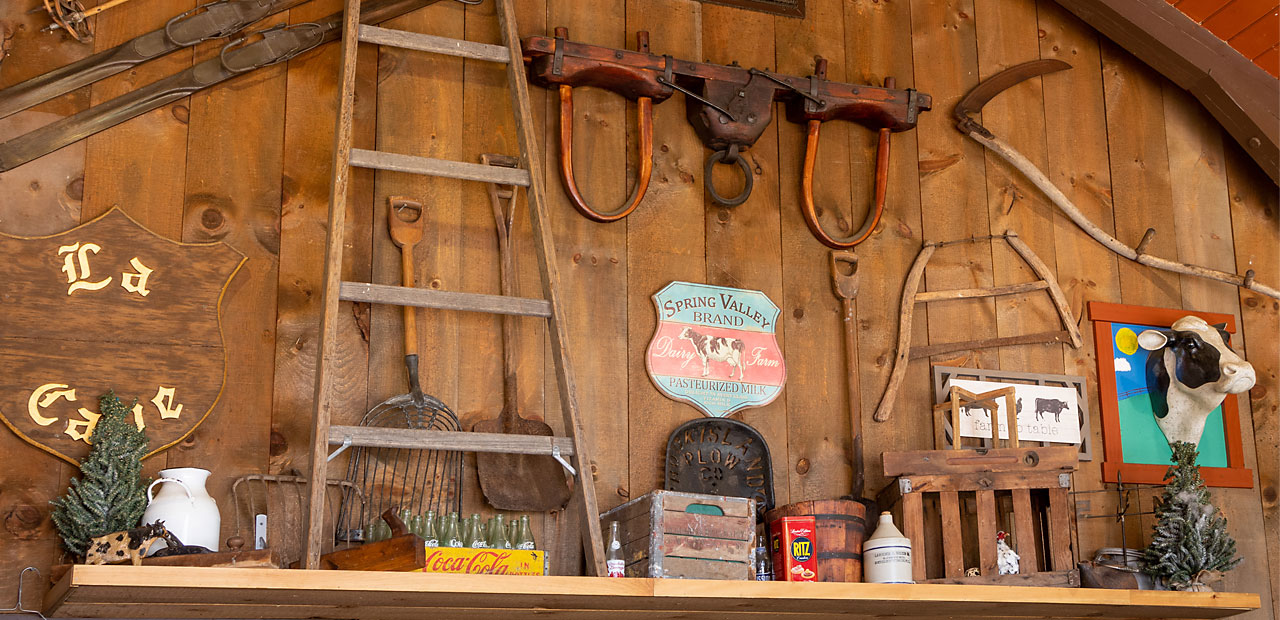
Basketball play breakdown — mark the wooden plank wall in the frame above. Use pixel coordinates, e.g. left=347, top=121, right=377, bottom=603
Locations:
left=0, top=0, right=1275, bottom=614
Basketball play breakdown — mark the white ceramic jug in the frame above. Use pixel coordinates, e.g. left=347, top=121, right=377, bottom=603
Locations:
left=863, top=511, right=913, bottom=584
left=141, top=467, right=220, bottom=555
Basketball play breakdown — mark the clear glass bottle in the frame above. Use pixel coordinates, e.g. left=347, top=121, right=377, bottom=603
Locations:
left=365, top=518, right=382, bottom=543
left=487, top=516, right=510, bottom=549
left=443, top=512, right=463, bottom=548
left=468, top=514, right=488, bottom=548
left=606, top=521, right=625, bottom=577
left=515, top=515, right=535, bottom=551
left=422, top=510, right=439, bottom=548
left=399, top=507, right=414, bottom=534
left=754, top=545, right=773, bottom=581
left=410, top=513, right=424, bottom=538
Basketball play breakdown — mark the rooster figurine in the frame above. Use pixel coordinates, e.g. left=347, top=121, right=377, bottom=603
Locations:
left=996, top=531, right=1020, bottom=575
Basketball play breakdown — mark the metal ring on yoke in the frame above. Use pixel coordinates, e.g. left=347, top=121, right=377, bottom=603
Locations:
left=704, top=148, right=753, bottom=207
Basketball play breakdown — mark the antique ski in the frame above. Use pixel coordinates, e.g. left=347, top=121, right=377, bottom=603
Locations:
left=0, top=0, right=441, bottom=173
left=0, top=0, right=311, bottom=121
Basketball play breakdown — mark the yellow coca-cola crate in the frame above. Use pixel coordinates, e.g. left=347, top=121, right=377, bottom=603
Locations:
left=415, top=547, right=546, bottom=575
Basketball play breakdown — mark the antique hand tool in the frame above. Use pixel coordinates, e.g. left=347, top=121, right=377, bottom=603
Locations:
left=829, top=251, right=865, bottom=499
left=525, top=29, right=675, bottom=222
left=523, top=33, right=931, bottom=236
left=334, top=197, right=463, bottom=543
left=37, top=0, right=134, bottom=42
left=0, top=0, right=446, bottom=173
left=2, top=0, right=313, bottom=121
left=473, top=154, right=573, bottom=511
left=955, top=59, right=1279, bottom=300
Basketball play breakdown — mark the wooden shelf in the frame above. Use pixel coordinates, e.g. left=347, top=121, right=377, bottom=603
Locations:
left=44, top=566, right=1259, bottom=620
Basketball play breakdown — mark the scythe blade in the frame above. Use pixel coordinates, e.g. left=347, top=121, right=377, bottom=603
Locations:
left=953, top=59, right=1072, bottom=137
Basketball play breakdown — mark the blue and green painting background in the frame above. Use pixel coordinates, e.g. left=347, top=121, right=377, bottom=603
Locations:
left=1111, top=322, right=1227, bottom=467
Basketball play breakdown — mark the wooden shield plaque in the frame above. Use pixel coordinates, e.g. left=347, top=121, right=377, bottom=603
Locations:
left=0, top=208, right=245, bottom=466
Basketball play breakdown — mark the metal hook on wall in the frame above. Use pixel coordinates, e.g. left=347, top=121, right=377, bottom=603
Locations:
left=1, top=567, right=48, bottom=620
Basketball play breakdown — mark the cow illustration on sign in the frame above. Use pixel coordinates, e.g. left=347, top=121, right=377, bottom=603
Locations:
left=647, top=282, right=786, bottom=418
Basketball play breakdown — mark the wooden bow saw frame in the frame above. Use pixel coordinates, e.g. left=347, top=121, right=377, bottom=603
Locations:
left=522, top=30, right=933, bottom=248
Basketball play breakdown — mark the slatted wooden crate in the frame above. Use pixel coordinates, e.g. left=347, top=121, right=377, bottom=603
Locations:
left=601, top=490, right=756, bottom=580
left=877, top=445, right=1080, bottom=586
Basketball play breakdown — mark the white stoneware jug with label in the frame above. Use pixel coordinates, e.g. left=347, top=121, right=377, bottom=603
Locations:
left=863, top=511, right=913, bottom=583
left=142, top=467, right=219, bottom=555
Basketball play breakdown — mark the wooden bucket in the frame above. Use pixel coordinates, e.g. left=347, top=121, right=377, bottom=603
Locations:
left=765, top=500, right=866, bottom=582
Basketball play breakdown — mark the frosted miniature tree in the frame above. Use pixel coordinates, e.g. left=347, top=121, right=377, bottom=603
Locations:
left=1143, top=441, right=1241, bottom=591
left=49, top=391, right=149, bottom=558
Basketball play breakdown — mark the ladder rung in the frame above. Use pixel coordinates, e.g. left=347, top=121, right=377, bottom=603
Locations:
left=349, top=149, right=532, bottom=186
left=329, top=426, right=576, bottom=456
left=340, top=282, right=552, bottom=317
left=357, top=25, right=511, bottom=63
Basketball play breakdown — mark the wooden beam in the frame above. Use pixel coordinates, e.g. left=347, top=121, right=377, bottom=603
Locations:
left=338, top=282, right=552, bottom=317
left=44, top=565, right=1262, bottom=618
left=1051, top=0, right=1279, bottom=184
left=914, top=281, right=1049, bottom=303
left=907, top=330, right=1071, bottom=360
left=327, top=425, right=576, bottom=455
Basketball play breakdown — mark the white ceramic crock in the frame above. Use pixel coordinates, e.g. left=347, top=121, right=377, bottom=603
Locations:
left=141, top=467, right=220, bottom=555
left=863, top=512, right=913, bottom=584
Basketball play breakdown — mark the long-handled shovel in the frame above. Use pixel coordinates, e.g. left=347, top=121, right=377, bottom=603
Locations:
left=831, top=251, right=871, bottom=505
left=473, top=154, right=573, bottom=511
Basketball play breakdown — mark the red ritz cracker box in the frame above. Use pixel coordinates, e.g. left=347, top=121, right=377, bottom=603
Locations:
left=770, top=516, right=817, bottom=582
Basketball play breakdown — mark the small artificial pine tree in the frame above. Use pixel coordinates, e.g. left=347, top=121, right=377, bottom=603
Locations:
left=1143, top=441, right=1241, bottom=591
left=49, top=391, right=149, bottom=558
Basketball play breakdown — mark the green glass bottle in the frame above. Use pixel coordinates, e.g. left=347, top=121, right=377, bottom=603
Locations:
left=365, top=518, right=382, bottom=543
left=469, top=514, right=488, bottom=549
left=443, top=512, right=462, bottom=548
left=399, top=507, right=414, bottom=534
left=516, top=515, right=535, bottom=551
left=410, top=513, right=424, bottom=538
left=488, top=516, right=510, bottom=550
left=421, top=510, right=439, bottom=548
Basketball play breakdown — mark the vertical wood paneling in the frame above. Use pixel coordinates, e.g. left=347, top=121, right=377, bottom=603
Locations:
left=625, top=0, right=704, bottom=506
left=973, top=0, right=1065, bottom=376
left=909, top=0, right=1000, bottom=374
left=1163, top=82, right=1274, bottom=617
left=844, top=0, right=930, bottom=497
left=1035, top=0, right=1128, bottom=553
left=0, top=0, right=1276, bottom=605
left=776, top=0, right=850, bottom=505
left=176, top=3, right=290, bottom=556
left=1225, top=142, right=1280, bottom=618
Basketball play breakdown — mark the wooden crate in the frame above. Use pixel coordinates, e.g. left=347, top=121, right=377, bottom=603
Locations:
left=877, top=445, right=1080, bottom=586
left=601, top=489, right=755, bottom=580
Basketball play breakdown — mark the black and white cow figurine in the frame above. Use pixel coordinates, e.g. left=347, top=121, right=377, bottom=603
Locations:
left=1138, top=315, right=1255, bottom=446
left=679, top=326, right=746, bottom=380
left=1034, top=398, right=1069, bottom=423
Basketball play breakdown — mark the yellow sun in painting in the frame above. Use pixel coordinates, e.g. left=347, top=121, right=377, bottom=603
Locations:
left=1115, top=327, right=1139, bottom=356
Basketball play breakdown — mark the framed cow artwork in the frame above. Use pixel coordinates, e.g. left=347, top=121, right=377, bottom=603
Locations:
left=1089, top=302, right=1253, bottom=488
left=646, top=281, right=786, bottom=418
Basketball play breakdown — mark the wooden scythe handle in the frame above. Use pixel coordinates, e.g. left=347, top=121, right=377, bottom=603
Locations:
left=558, top=84, right=654, bottom=222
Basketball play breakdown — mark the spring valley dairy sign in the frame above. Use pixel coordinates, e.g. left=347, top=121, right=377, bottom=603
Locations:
left=0, top=209, right=244, bottom=466
left=646, top=282, right=786, bottom=417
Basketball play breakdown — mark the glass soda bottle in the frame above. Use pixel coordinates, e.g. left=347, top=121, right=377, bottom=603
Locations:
left=443, top=512, right=463, bottom=547
left=515, top=515, right=535, bottom=551
left=422, top=510, right=439, bottom=548
left=606, top=521, right=625, bottom=577
left=365, top=518, right=382, bottom=543
left=487, top=516, right=509, bottom=549
left=754, top=545, right=773, bottom=581
left=468, top=514, right=488, bottom=548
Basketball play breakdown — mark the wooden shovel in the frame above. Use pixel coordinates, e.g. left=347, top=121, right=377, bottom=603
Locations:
left=473, top=154, right=573, bottom=511
left=831, top=251, right=866, bottom=501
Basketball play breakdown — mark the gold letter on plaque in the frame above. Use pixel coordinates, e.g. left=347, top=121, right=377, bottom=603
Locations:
left=151, top=386, right=183, bottom=420
left=64, top=408, right=101, bottom=443
left=121, top=257, right=154, bottom=297
left=58, top=242, right=112, bottom=295
left=27, top=383, right=75, bottom=426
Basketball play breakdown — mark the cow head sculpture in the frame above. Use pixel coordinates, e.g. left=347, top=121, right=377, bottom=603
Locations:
left=1137, top=316, right=1255, bottom=446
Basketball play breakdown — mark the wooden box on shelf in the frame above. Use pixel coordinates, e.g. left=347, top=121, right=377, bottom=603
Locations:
left=879, top=388, right=1080, bottom=587
left=601, top=489, right=755, bottom=580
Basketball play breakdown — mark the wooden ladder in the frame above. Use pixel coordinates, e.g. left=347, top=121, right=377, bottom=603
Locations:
left=302, top=0, right=605, bottom=574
